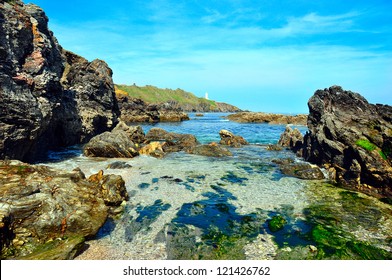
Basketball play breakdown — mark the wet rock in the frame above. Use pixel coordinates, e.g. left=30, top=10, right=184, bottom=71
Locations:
left=279, top=162, right=325, bottom=180
left=187, top=142, right=233, bottom=157
left=219, top=129, right=248, bottom=148
left=139, top=142, right=166, bottom=158
left=227, top=112, right=307, bottom=125
left=145, top=128, right=199, bottom=152
left=0, top=160, right=108, bottom=259
left=278, top=125, right=304, bottom=153
left=88, top=170, right=129, bottom=206
left=266, top=144, right=283, bottom=151
left=0, top=1, right=119, bottom=162
left=268, top=215, right=287, bottom=232
left=107, top=161, right=132, bottom=169
left=303, top=86, right=392, bottom=198
left=16, top=235, right=85, bottom=260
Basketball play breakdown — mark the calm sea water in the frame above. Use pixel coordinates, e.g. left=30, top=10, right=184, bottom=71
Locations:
left=41, top=113, right=392, bottom=260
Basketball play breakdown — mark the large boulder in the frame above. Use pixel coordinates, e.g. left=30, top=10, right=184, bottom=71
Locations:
left=0, top=1, right=119, bottom=162
left=0, top=160, right=109, bottom=259
left=219, top=129, right=248, bottom=147
left=83, top=125, right=139, bottom=158
left=302, top=86, right=392, bottom=198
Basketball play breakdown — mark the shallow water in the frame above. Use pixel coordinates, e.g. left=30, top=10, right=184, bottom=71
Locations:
left=41, top=114, right=392, bottom=260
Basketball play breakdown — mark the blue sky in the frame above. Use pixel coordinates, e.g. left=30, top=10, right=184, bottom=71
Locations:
left=29, top=0, right=392, bottom=113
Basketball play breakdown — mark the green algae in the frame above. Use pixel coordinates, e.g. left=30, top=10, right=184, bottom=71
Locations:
left=268, top=215, right=287, bottom=232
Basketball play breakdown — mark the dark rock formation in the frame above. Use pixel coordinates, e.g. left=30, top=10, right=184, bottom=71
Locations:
left=145, top=128, right=199, bottom=153
left=0, top=1, right=119, bottom=162
left=302, top=86, right=392, bottom=197
left=116, top=94, right=189, bottom=123
left=279, top=162, right=325, bottom=180
left=0, top=160, right=108, bottom=259
left=219, top=129, right=248, bottom=148
left=187, top=142, right=233, bottom=157
left=227, top=112, right=307, bottom=125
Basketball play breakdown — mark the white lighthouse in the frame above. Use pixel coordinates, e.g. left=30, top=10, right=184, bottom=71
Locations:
left=205, top=92, right=209, bottom=100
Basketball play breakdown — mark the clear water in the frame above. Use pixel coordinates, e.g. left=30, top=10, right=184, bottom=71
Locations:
left=41, top=113, right=392, bottom=260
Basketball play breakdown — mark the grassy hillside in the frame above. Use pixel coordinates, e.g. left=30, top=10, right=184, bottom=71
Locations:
left=115, top=84, right=228, bottom=111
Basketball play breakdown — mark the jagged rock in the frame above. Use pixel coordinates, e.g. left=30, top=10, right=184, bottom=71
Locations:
left=0, top=160, right=108, bottom=259
left=0, top=1, right=119, bottom=162
left=187, top=142, right=233, bottom=157
left=302, top=86, right=392, bottom=197
left=219, top=129, right=248, bottom=147
left=278, top=125, right=304, bottom=152
left=112, top=121, right=145, bottom=144
left=83, top=122, right=139, bottom=158
left=227, top=112, right=307, bottom=125
left=139, top=142, right=166, bottom=158
left=88, top=170, right=129, bottom=206
left=145, top=128, right=199, bottom=152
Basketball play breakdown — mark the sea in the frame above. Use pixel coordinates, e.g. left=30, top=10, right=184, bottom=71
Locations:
left=40, top=113, right=392, bottom=260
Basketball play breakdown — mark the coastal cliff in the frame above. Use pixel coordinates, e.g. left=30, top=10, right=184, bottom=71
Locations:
left=0, top=0, right=119, bottom=162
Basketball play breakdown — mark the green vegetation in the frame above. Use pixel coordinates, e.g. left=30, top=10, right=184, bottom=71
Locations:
left=355, top=139, right=377, bottom=151
left=268, top=215, right=287, bottom=232
left=115, top=84, right=219, bottom=110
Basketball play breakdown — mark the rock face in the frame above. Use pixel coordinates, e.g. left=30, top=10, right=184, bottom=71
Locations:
left=219, top=129, right=248, bottom=148
left=0, top=160, right=108, bottom=259
left=302, top=86, right=392, bottom=198
left=0, top=1, right=119, bottom=162
left=117, top=94, right=189, bottom=123
left=227, top=112, right=307, bottom=125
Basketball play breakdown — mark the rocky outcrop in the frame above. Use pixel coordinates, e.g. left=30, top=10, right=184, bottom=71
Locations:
left=227, top=112, right=307, bottom=125
left=0, top=160, right=108, bottom=259
left=302, top=86, right=392, bottom=198
left=0, top=1, right=119, bottom=162
left=278, top=125, right=304, bottom=153
left=145, top=128, right=199, bottom=153
left=116, top=94, right=189, bottom=123
left=219, top=129, right=248, bottom=148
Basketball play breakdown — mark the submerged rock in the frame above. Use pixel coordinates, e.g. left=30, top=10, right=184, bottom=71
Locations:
left=219, top=129, right=248, bottom=148
left=276, top=161, right=325, bottom=180
left=0, top=160, right=108, bottom=259
left=187, top=142, right=233, bottom=157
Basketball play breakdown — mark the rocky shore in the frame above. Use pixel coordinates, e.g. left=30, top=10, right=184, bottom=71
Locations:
left=227, top=112, right=307, bottom=125
left=0, top=1, right=120, bottom=162
left=280, top=86, right=392, bottom=199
